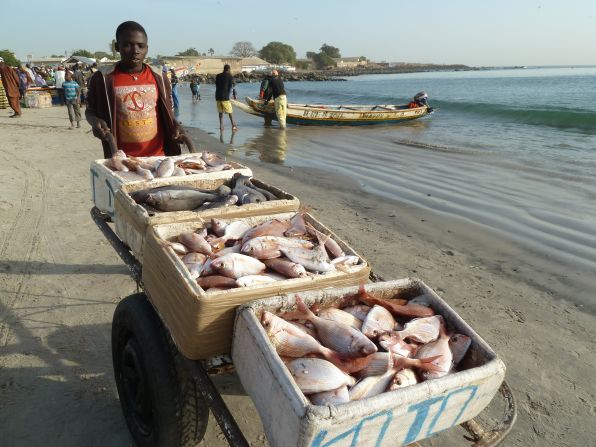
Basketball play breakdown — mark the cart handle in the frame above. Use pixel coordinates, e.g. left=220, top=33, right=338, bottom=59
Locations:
left=462, top=380, right=517, bottom=447
left=90, top=207, right=142, bottom=285
left=185, top=359, right=251, bottom=447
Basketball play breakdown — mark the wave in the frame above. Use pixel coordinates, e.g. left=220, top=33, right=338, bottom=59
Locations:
left=391, top=139, right=481, bottom=155
left=283, top=83, right=596, bottom=132
left=431, top=100, right=596, bottom=132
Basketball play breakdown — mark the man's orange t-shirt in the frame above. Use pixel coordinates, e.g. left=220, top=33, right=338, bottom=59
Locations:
left=112, top=66, right=165, bottom=157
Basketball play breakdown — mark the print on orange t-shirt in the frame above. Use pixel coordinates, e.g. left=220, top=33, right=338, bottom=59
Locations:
left=113, top=66, right=165, bottom=157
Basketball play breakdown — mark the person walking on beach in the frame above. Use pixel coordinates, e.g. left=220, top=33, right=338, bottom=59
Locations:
left=170, top=68, right=180, bottom=109
left=86, top=20, right=189, bottom=159
left=190, top=77, right=201, bottom=101
left=215, top=64, right=238, bottom=132
left=0, top=57, right=22, bottom=117
left=72, top=62, right=87, bottom=104
left=54, top=66, right=66, bottom=105
left=62, top=71, right=81, bottom=129
left=264, top=69, right=287, bottom=129
left=17, top=65, right=33, bottom=99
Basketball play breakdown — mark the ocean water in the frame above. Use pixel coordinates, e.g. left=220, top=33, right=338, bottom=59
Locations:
left=177, top=67, right=596, bottom=305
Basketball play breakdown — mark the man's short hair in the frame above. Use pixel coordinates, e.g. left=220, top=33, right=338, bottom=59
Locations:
left=116, top=21, right=147, bottom=42
left=223, top=64, right=231, bottom=72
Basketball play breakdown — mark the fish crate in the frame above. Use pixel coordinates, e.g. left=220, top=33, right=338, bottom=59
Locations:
left=142, top=212, right=371, bottom=359
left=232, top=278, right=506, bottom=447
left=24, top=91, right=53, bottom=108
left=89, top=155, right=252, bottom=218
left=114, top=177, right=300, bottom=262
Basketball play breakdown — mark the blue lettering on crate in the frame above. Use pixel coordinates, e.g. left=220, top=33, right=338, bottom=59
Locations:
left=311, top=410, right=392, bottom=447
left=403, top=385, right=478, bottom=444
left=105, top=179, right=115, bottom=217
left=90, top=168, right=99, bottom=203
left=310, top=384, right=480, bottom=446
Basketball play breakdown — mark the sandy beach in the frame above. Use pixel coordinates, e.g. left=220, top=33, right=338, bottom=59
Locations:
left=0, top=106, right=594, bottom=446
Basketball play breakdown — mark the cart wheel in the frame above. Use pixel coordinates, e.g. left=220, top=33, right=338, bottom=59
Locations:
left=112, top=293, right=208, bottom=447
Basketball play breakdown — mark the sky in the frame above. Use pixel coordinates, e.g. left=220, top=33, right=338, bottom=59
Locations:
left=2, top=0, right=595, bottom=67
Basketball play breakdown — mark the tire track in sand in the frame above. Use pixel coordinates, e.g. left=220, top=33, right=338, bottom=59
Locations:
left=0, top=150, right=47, bottom=347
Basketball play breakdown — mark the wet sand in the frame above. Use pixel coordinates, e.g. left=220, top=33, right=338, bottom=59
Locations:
left=0, top=106, right=594, bottom=446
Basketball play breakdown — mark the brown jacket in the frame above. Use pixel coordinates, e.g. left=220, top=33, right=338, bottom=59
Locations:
left=0, top=65, right=20, bottom=97
left=86, top=63, right=182, bottom=159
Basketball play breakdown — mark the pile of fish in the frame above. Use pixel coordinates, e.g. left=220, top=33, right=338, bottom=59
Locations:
left=107, top=150, right=234, bottom=180
left=161, top=211, right=362, bottom=290
left=130, top=173, right=279, bottom=212
left=259, top=286, right=472, bottom=405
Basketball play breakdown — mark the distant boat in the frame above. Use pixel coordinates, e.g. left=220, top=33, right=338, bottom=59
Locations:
left=233, top=97, right=432, bottom=126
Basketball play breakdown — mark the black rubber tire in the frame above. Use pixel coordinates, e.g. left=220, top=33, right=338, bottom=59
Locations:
left=112, top=293, right=209, bottom=447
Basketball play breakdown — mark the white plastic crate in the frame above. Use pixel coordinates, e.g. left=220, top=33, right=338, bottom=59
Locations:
left=232, top=278, right=506, bottom=447
left=90, top=155, right=252, bottom=217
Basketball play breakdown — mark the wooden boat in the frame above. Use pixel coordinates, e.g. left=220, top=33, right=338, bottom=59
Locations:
left=233, top=96, right=432, bottom=126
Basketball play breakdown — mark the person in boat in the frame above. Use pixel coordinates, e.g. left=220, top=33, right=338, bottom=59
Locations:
left=86, top=20, right=187, bottom=159
left=215, top=64, right=238, bottom=132
left=263, top=69, right=287, bottom=129
left=407, top=91, right=433, bottom=112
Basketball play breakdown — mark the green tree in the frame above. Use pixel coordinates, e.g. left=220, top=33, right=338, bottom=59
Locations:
left=208, top=48, right=215, bottom=56
left=295, top=60, right=310, bottom=70
left=50, top=54, right=63, bottom=58
left=259, top=42, right=296, bottom=64
left=312, top=52, right=336, bottom=69
left=230, top=41, right=256, bottom=58
left=359, top=56, right=367, bottom=61
left=305, top=51, right=317, bottom=60
left=0, top=49, right=20, bottom=66
left=177, top=48, right=200, bottom=57
left=320, top=44, right=341, bottom=58
left=93, top=51, right=111, bottom=60
left=72, top=49, right=94, bottom=58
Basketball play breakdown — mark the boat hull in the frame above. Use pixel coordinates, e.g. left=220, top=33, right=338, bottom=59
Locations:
left=241, top=97, right=429, bottom=126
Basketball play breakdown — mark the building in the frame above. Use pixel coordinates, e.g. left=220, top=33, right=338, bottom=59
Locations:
left=334, top=57, right=368, bottom=68
left=159, top=56, right=293, bottom=74
left=160, top=56, right=243, bottom=75
left=239, top=56, right=271, bottom=73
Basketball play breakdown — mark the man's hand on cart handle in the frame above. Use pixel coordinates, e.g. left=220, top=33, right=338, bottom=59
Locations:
left=91, top=118, right=110, bottom=140
left=173, top=125, right=198, bottom=153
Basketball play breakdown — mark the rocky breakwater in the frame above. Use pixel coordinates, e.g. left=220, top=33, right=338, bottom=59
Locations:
left=182, top=63, right=478, bottom=84
left=184, top=71, right=346, bottom=84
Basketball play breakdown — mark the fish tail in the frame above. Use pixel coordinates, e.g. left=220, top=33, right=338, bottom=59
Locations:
left=357, top=283, right=373, bottom=304
left=295, top=295, right=316, bottom=320
left=409, top=355, right=444, bottom=372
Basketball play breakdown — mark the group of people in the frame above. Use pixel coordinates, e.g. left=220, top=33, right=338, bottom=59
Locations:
left=215, top=65, right=287, bottom=132
left=0, top=56, right=97, bottom=122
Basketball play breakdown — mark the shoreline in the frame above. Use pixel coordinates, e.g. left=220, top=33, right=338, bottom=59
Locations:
left=0, top=107, right=594, bottom=446
left=186, top=63, right=480, bottom=84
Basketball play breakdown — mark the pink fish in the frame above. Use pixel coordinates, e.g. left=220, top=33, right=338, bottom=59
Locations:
left=415, top=323, right=453, bottom=380
left=357, top=284, right=435, bottom=318
left=292, top=296, right=377, bottom=358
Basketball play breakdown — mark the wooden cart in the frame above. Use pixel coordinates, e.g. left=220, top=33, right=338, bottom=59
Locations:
left=91, top=207, right=516, bottom=447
